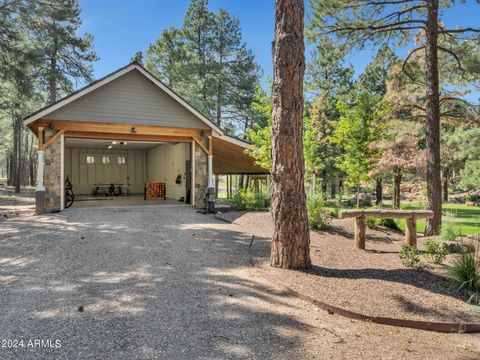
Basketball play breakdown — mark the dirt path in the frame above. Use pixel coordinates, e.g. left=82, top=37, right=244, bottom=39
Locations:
left=0, top=206, right=479, bottom=359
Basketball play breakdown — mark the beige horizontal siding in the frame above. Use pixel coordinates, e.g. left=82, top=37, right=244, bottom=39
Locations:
left=45, top=69, right=207, bottom=129
left=65, top=147, right=146, bottom=195
left=147, top=143, right=189, bottom=200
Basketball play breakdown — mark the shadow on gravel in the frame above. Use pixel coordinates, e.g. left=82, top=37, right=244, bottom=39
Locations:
left=0, top=208, right=311, bottom=360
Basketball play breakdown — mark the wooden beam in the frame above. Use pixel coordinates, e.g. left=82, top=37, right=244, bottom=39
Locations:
left=208, top=135, right=213, bottom=155
left=36, top=119, right=208, bottom=138
left=42, top=130, right=65, bottom=150
left=64, top=131, right=192, bottom=143
left=193, top=136, right=211, bottom=155
left=38, top=127, right=44, bottom=149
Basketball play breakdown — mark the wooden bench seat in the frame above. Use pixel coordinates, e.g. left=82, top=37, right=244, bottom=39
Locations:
left=339, top=209, right=434, bottom=249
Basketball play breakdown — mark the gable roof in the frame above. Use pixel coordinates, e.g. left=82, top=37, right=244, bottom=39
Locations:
left=23, top=61, right=224, bottom=135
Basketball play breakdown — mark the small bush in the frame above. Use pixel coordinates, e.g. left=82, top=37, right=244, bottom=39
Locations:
left=366, top=218, right=379, bottom=229
left=440, top=220, right=458, bottom=241
left=467, top=194, right=480, bottom=202
left=424, top=240, right=449, bottom=264
left=307, top=190, right=329, bottom=230
left=365, top=217, right=400, bottom=231
left=399, top=245, right=421, bottom=267
left=447, top=246, right=480, bottom=292
left=231, top=188, right=269, bottom=211
left=378, top=218, right=401, bottom=231
left=331, top=194, right=342, bottom=218
left=440, top=212, right=460, bottom=241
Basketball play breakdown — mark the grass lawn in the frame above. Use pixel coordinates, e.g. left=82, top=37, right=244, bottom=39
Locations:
left=326, top=199, right=480, bottom=236
left=395, top=202, right=480, bottom=236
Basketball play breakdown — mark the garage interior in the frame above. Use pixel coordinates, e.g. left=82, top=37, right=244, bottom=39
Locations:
left=64, top=138, right=191, bottom=207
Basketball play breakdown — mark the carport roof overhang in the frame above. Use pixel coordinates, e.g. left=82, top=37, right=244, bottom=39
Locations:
left=28, top=118, right=268, bottom=175
left=211, top=135, right=268, bottom=175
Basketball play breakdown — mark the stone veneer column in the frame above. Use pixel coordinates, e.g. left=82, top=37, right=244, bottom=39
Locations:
left=43, top=131, right=62, bottom=211
left=194, top=137, right=208, bottom=208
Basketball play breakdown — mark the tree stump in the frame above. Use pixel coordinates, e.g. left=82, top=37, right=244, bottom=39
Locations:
left=405, top=216, right=417, bottom=247
left=355, top=216, right=366, bottom=249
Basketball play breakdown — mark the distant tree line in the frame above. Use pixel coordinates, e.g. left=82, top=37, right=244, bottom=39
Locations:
left=0, top=0, right=96, bottom=191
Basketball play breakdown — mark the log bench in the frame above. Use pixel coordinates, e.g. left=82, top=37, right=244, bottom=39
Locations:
left=339, top=209, right=434, bottom=249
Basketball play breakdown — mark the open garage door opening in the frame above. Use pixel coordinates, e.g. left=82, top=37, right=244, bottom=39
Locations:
left=65, top=138, right=192, bottom=208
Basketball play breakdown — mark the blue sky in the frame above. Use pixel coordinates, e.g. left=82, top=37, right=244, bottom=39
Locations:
left=78, top=0, right=479, bottom=100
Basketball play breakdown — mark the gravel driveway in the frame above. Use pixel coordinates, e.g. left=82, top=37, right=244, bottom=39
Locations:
left=0, top=205, right=315, bottom=360
left=1, top=205, right=480, bottom=360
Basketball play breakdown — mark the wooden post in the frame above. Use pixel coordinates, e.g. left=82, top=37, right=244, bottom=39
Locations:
left=355, top=215, right=366, bottom=249
left=405, top=216, right=417, bottom=247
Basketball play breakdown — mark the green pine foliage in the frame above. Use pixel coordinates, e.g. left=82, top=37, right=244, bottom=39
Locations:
left=144, top=0, right=261, bottom=133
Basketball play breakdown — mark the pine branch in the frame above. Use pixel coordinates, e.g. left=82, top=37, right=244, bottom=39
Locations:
left=437, top=45, right=466, bottom=77
left=401, top=46, right=425, bottom=81
left=440, top=27, right=480, bottom=34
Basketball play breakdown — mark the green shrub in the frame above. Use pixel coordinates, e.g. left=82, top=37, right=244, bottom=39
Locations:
left=307, top=190, right=329, bottom=230
left=366, top=217, right=400, bottom=231
left=331, top=194, right=342, bottom=218
left=378, top=218, right=401, bottom=231
left=467, top=194, right=480, bottom=202
left=399, top=245, right=421, bottom=267
left=424, top=240, right=449, bottom=264
left=366, top=217, right=379, bottom=229
left=441, top=213, right=459, bottom=241
left=231, top=188, right=269, bottom=211
left=447, top=246, right=480, bottom=292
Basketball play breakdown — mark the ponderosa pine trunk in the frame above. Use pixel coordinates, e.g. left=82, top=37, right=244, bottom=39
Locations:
left=48, top=33, right=58, bottom=103
left=13, top=114, right=22, bottom=193
left=375, top=177, right=383, bottom=206
left=270, top=0, right=311, bottom=269
left=393, top=169, right=402, bottom=209
left=442, top=168, right=448, bottom=202
left=424, top=0, right=442, bottom=236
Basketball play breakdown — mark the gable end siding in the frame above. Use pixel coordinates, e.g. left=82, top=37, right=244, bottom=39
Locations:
left=44, top=69, right=208, bottom=129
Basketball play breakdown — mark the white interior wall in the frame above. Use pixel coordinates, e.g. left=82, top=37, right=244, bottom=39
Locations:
left=65, top=148, right=147, bottom=195
left=147, top=143, right=189, bottom=200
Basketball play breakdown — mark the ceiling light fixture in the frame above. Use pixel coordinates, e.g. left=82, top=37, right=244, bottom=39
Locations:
left=112, top=141, right=117, bottom=145
left=108, top=145, right=112, bottom=149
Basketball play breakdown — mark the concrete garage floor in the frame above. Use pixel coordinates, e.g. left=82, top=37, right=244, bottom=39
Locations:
left=1, top=206, right=479, bottom=359
left=72, top=194, right=186, bottom=208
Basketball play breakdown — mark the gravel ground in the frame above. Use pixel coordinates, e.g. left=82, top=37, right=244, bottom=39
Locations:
left=0, top=206, right=479, bottom=359
left=0, top=196, right=35, bottom=220
left=233, top=211, right=480, bottom=323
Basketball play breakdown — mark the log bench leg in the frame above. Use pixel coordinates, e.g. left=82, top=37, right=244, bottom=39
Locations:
left=355, top=215, right=366, bottom=250
left=405, top=216, right=417, bottom=247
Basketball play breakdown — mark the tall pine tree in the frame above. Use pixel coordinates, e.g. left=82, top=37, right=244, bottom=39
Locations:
left=31, top=0, right=97, bottom=103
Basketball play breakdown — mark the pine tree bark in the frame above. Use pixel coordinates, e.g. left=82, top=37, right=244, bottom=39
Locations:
left=48, top=33, right=59, bottom=104
left=13, top=114, right=22, bottom=193
left=424, top=0, right=442, bottom=236
left=270, top=0, right=311, bottom=269
left=393, top=169, right=402, bottom=209
left=375, top=177, right=383, bottom=206
left=442, top=168, right=448, bottom=202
